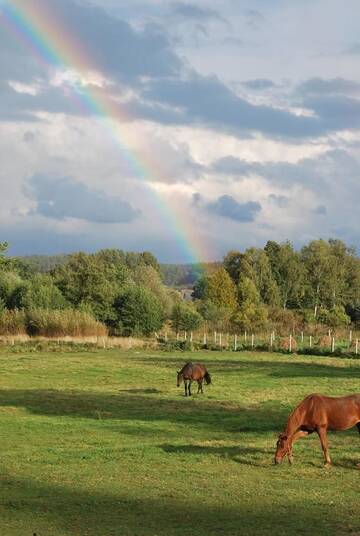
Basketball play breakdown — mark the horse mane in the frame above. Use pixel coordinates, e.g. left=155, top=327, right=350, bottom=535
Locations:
left=179, top=362, right=192, bottom=374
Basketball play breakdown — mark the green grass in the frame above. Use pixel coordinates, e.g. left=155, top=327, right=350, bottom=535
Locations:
left=0, top=349, right=359, bottom=536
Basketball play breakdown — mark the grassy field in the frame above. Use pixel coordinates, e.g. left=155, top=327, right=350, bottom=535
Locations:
left=0, top=348, right=359, bottom=536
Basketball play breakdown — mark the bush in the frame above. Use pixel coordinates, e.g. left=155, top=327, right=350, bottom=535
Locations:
left=114, top=286, right=165, bottom=336
left=171, top=302, right=203, bottom=333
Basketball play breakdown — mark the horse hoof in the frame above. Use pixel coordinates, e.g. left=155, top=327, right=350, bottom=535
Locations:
left=356, top=463, right=360, bottom=469
left=323, top=463, right=332, bottom=469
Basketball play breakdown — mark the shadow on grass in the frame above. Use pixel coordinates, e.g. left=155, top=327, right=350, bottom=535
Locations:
left=0, top=473, right=357, bottom=536
left=134, top=355, right=360, bottom=379
left=0, top=388, right=289, bottom=433
left=160, top=443, right=271, bottom=466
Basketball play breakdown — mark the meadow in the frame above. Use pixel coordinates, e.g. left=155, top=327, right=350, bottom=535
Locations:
left=0, top=347, right=359, bottom=536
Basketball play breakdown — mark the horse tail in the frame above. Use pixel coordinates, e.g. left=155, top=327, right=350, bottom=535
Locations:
left=204, top=371, right=211, bottom=385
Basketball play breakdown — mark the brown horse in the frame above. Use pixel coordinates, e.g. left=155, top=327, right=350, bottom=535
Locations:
left=274, top=393, right=360, bottom=467
left=176, top=362, right=211, bottom=397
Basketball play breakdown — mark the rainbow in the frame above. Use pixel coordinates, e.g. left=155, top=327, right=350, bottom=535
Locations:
left=1, top=0, right=210, bottom=263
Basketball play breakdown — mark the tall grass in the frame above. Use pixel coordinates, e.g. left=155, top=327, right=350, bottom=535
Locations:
left=26, top=309, right=107, bottom=337
left=0, top=309, right=107, bottom=337
left=0, top=309, right=26, bottom=335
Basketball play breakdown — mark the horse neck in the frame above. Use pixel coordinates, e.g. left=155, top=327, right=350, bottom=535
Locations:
left=284, top=405, right=302, bottom=438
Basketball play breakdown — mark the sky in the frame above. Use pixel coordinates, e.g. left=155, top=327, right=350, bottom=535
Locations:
left=1, top=0, right=360, bottom=262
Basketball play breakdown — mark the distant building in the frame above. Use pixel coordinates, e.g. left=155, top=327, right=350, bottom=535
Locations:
left=181, top=288, right=193, bottom=301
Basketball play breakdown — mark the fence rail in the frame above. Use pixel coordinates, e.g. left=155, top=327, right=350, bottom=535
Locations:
left=156, top=330, right=360, bottom=356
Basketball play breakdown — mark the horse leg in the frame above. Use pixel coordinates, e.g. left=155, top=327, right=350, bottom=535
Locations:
left=317, top=427, right=331, bottom=467
left=288, top=430, right=309, bottom=464
left=184, top=380, right=188, bottom=397
left=188, top=380, right=192, bottom=396
left=197, top=380, right=203, bottom=394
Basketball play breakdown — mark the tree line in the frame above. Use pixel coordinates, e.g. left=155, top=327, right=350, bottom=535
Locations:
left=1, top=238, right=360, bottom=337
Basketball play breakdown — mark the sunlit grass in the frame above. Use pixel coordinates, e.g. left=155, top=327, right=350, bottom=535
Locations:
left=0, top=349, right=359, bottom=535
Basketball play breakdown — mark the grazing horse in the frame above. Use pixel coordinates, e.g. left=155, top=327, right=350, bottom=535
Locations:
left=274, top=393, right=360, bottom=467
left=176, top=362, right=211, bottom=397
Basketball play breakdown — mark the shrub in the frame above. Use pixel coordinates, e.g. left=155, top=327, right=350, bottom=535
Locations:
left=171, top=302, right=203, bottom=333
left=114, top=286, right=165, bottom=336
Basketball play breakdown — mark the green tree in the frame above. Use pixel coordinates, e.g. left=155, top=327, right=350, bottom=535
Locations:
left=52, top=252, right=128, bottom=324
left=231, top=276, right=268, bottom=332
left=0, top=271, right=26, bottom=309
left=14, top=274, right=68, bottom=310
left=241, top=248, right=280, bottom=306
left=171, top=302, right=203, bottom=332
left=204, top=267, right=237, bottom=311
left=223, top=250, right=244, bottom=283
left=114, top=286, right=165, bottom=336
left=265, top=241, right=305, bottom=309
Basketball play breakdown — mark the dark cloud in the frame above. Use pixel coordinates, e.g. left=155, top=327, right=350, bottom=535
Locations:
left=242, top=79, right=277, bottom=91
left=206, top=195, right=261, bottom=222
left=25, top=174, right=141, bottom=224
left=268, top=194, right=289, bottom=208
left=314, top=205, right=327, bottom=215
left=1, top=0, right=181, bottom=85
left=2, top=222, right=201, bottom=263
left=211, top=149, right=360, bottom=191
left=297, top=78, right=360, bottom=96
left=2, top=0, right=360, bottom=143
left=192, top=192, right=202, bottom=206
left=172, top=2, right=225, bottom=22
left=343, top=43, right=360, bottom=55
left=143, top=73, right=329, bottom=139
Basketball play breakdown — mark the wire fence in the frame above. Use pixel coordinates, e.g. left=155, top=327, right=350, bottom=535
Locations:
left=155, top=329, right=360, bottom=357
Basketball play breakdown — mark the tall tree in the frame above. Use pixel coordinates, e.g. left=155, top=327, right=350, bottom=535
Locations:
left=265, top=241, right=305, bottom=309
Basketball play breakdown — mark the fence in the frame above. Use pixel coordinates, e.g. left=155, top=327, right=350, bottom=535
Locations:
left=156, top=329, right=360, bottom=356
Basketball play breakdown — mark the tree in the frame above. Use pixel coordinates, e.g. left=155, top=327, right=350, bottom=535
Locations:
left=52, top=252, right=127, bottom=324
left=171, top=302, right=203, bottom=333
left=114, top=286, right=165, bottom=336
left=240, top=248, right=280, bottom=306
left=231, top=276, right=268, bottom=332
left=204, top=268, right=237, bottom=312
left=301, top=239, right=350, bottom=317
left=265, top=241, right=305, bottom=309
left=133, top=264, right=174, bottom=316
left=14, top=274, right=68, bottom=310
left=192, top=275, right=208, bottom=300
left=223, top=250, right=244, bottom=283
left=0, top=271, right=25, bottom=309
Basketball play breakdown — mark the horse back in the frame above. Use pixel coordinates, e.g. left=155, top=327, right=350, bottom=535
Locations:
left=180, top=362, right=207, bottom=380
left=298, top=393, right=360, bottom=430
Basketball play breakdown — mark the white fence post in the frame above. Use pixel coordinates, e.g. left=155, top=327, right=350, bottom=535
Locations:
left=234, top=334, right=237, bottom=351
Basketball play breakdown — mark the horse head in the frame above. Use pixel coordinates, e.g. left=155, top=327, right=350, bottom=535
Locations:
left=274, top=433, right=290, bottom=464
left=176, top=371, right=183, bottom=387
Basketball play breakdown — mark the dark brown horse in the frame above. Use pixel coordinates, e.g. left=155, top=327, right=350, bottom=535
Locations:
left=274, top=393, right=360, bottom=467
left=176, top=362, right=211, bottom=397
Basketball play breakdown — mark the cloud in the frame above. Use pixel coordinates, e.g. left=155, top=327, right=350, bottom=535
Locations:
left=25, top=174, right=141, bottom=224
left=242, top=79, right=277, bottom=91
left=343, top=43, right=360, bottom=55
left=206, top=195, right=261, bottom=222
left=172, top=3, right=225, bottom=22
left=268, top=194, right=289, bottom=208
left=314, top=205, right=327, bottom=215
left=297, top=77, right=360, bottom=96
left=211, top=149, right=360, bottom=191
